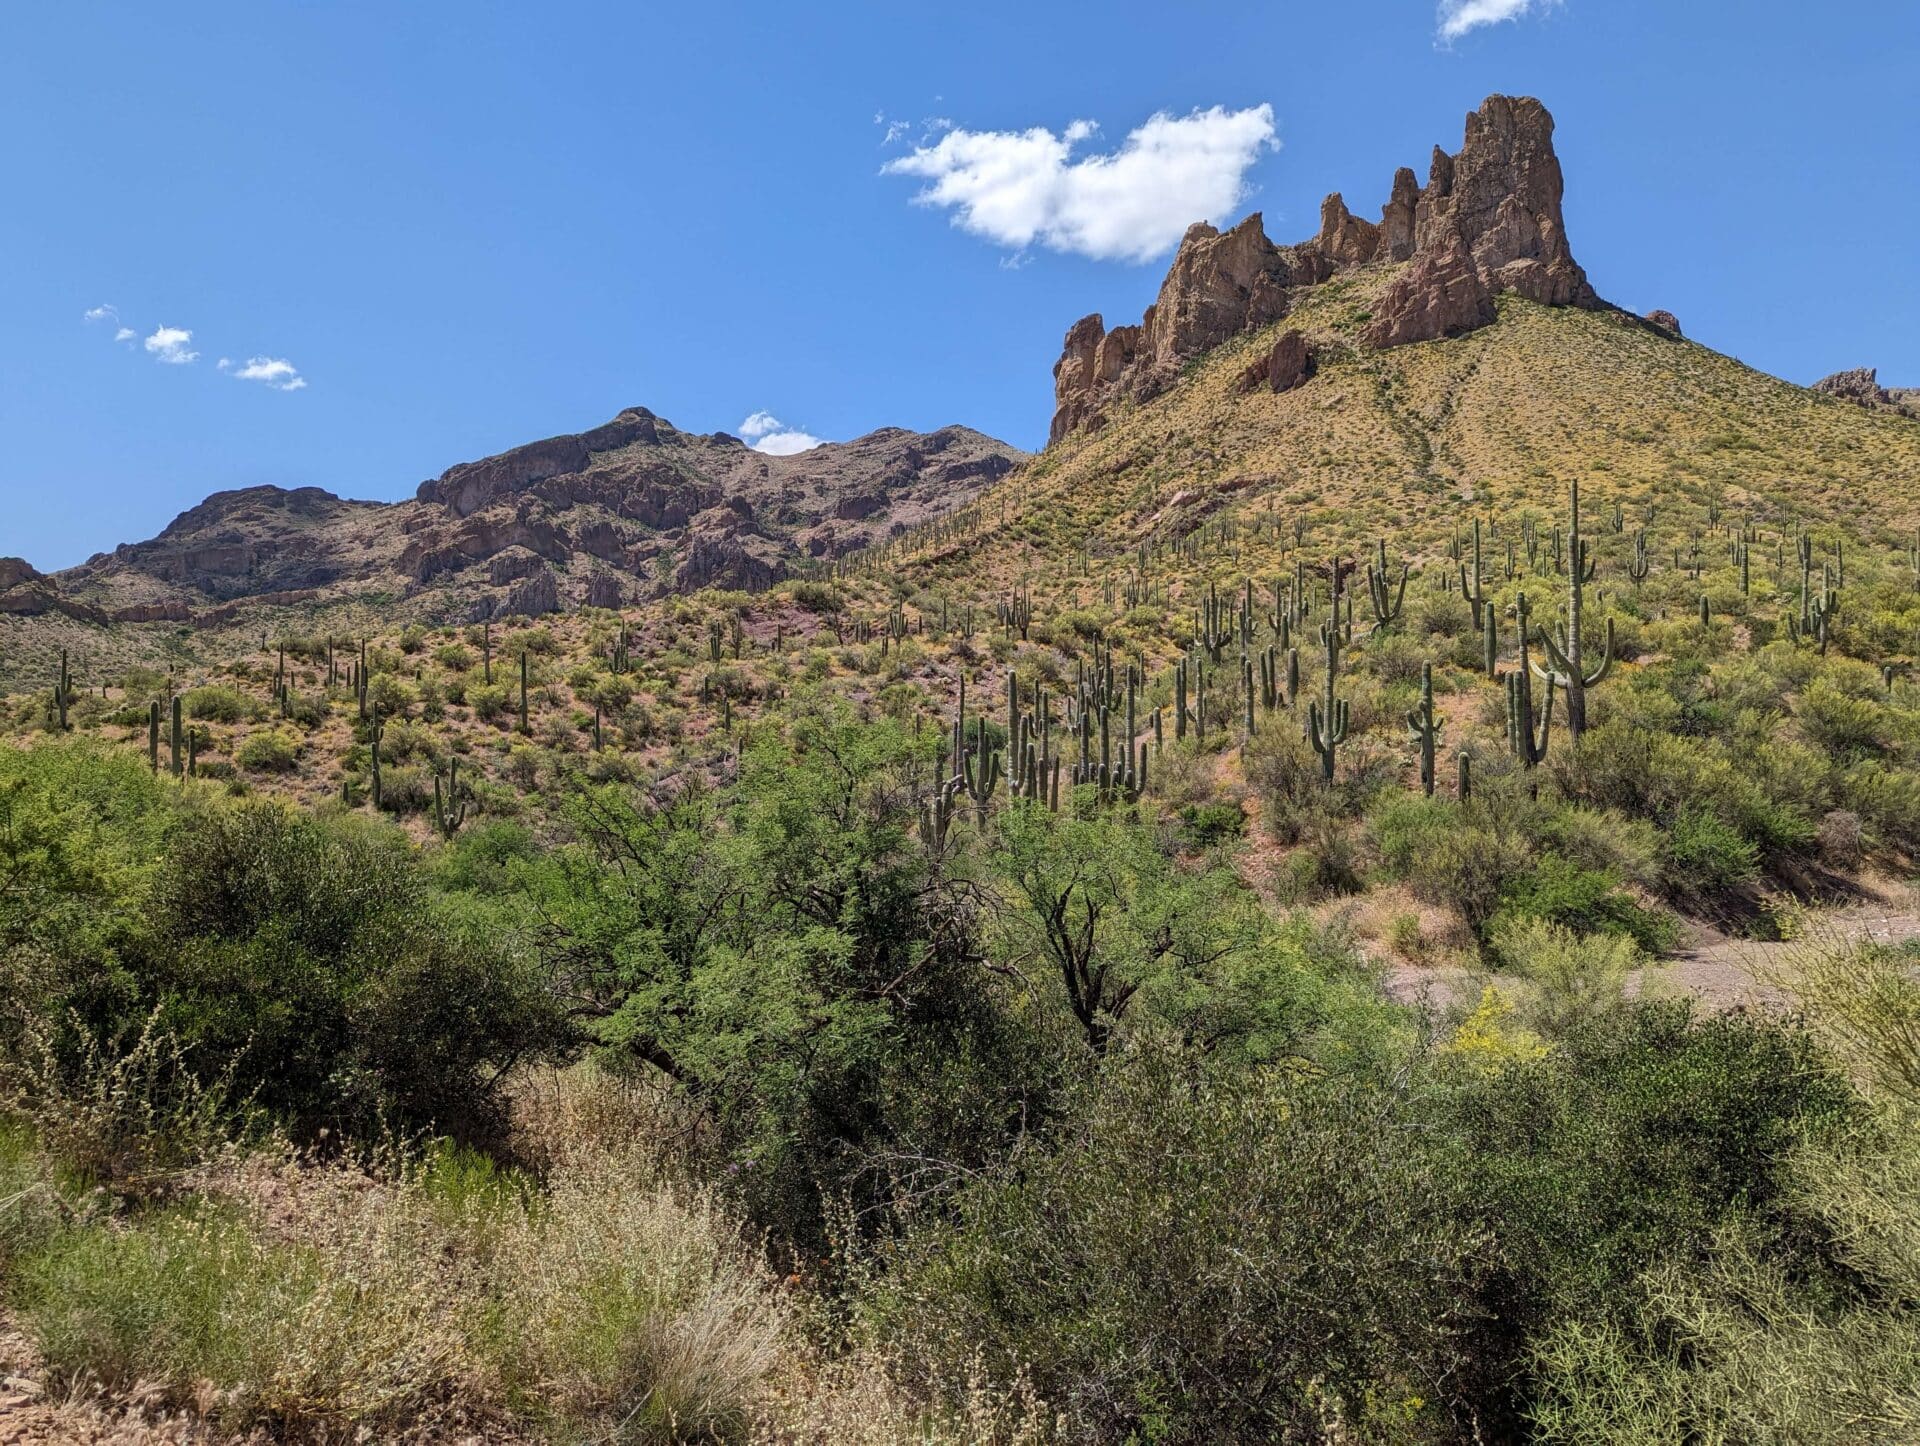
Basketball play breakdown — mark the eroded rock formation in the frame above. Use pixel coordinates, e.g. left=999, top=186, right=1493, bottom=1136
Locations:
left=1049, top=94, right=1603, bottom=443
left=1813, top=368, right=1920, bottom=420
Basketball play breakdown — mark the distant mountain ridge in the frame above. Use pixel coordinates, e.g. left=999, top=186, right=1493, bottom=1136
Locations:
left=9, top=410, right=1023, bottom=624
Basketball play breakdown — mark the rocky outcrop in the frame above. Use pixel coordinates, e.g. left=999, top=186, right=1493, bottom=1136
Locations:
left=0, top=558, right=42, bottom=591
left=1813, top=368, right=1920, bottom=420
left=1049, top=94, right=1603, bottom=442
left=586, top=574, right=624, bottom=609
left=1645, top=310, right=1683, bottom=335
left=1365, top=96, right=1597, bottom=348
left=1238, top=330, right=1315, bottom=394
left=418, top=409, right=663, bottom=517
left=1048, top=214, right=1332, bottom=443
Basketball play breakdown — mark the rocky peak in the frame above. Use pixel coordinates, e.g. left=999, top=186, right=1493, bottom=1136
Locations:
left=1813, top=367, right=1920, bottom=420
left=1047, top=94, right=1603, bottom=444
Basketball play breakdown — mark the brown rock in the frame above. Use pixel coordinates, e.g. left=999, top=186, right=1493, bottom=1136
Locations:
left=1381, top=168, right=1419, bottom=261
left=586, top=574, right=624, bottom=609
left=1367, top=241, right=1496, bottom=348
left=1239, top=330, right=1315, bottom=393
left=0, top=558, right=42, bottom=590
left=1048, top=94, right=1604, bottom=439
left=494, top=567, right=560, bottom=620
left=1813, top=367, right=1920, bottom=420
left=1316, top=194, right=1380, bottom=266
left=1644, top=309, right=1683, bottom=335
left=1366, top=95, right=1596, bottom=348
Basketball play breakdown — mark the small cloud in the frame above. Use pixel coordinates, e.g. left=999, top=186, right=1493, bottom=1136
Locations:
left=229, top=355, right=307, bottom=392
left=1437, top=0, right=1557, bottom=41
left=144, top=325, right=199, bottom=365
left=882, top=104, right=1278, bottom=264
left=114, top=327, right=135, bottom=343
left=83, top=303, right=120, bottom=324
left=737, top=411, right=823, bottom=455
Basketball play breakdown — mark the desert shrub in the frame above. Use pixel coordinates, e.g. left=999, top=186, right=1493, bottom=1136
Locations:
left=115, top=802, right=568, bottom=1144
left=1662, top=804, right=1761, bottom=895
left=874, top=1047, right=1485, bottom=1442
left=1841, top=760, right=1920, bottom=855
left=235, top=726, right=300, bottom=773
left=469, top=681, right=512, bottom=722
left=1781, top=939, right=1920, bottom=1104
left=1369, top=791, right=1532, bottom=932
left=784, top=580, right=843, bottom=614
left=181, top=684, right=255, bottom=723
left=1529, top=1123, right=1920, bottom=1444
left=16, top=1171, right=479, bottom=1427
left=1176, top=799, right=1244, bottom=848
left=1490, top=916, right=1640, bottom=1038
left=1798, top=678, right=1889, bottom=759
left=492, top=1148, right=788, bottom=1439
left=1493, top=854, right=1678, bottom=955
left=1438, top=1000, right=1856, bottom=1429
left=0, top=1009, right=243, bottom=1196
left=364, top=672, right=418, bottom=719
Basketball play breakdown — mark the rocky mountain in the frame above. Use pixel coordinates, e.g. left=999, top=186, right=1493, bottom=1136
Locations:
left=26, top=410, right=1022, bottom=624
left=1050, top=95, right=1600, bottom=443
left=1813, top=367, right=1920, bottom=421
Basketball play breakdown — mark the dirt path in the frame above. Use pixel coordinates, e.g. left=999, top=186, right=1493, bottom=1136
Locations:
left=1653, top=895, right=1920, bottom=1011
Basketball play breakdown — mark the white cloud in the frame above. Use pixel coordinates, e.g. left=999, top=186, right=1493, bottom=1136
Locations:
left=752, top=429, right=824, bottom=456
left=144, top=325, right=199, bottom=365
left=83, top=303, right=119, bottom=324
left=737, top=410, right=781, bottom=441
left=882, top=104, right=1278, bottom=264
left=1438, top=0, right=1555, bottom=40
left=114, top=327, right=135, bottom=343
left=737, top=411, right=823, bottom=455
left=227, top=355, right=306, bottom=391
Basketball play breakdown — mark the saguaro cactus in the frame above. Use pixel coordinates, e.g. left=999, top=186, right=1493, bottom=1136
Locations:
left=170, top=695, right=184, bottom=778
left=53, top=649, right=73, bottom=731
left=1459, top=519, right=1490, bottom=631
left=433, top=757, right=468, bottom=839
left=369, top=703, right=385, bottom=809
left=1535, top=477, right=1613, bottom=743
left=1406, top=663, right=1443, bottom=796
left=1366, top=537, right=1408, bottom=629
left=148, top=700, right=161, bottom=772
left=1306, top=627, right=1349, bottom=784
left=1507, top=593, right=1555, bottom=768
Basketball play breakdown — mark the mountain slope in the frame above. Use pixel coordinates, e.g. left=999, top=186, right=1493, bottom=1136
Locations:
left=27, top=409, right=1024, bottom=624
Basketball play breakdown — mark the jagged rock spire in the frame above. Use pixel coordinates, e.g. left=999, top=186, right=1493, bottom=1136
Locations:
left=1047, top=94, right=1603, bottom=445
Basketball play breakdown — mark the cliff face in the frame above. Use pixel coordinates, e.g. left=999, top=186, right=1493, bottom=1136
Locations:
left=1049, top=94, right=1602, bottom=443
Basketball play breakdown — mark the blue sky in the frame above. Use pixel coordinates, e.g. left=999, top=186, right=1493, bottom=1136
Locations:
left=4, top=1, right=1916, bottom=571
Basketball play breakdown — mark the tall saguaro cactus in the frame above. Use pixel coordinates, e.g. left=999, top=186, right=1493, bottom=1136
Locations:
left=1366, top=537, right=1408, bottom=630
left=53, top=649, right=73, bottom=731
left=1406, top=663, right=1443, bottom=796
left=1535, top=477, right=1613, bottom=743
left=1307, top=626, right=1349, bottom=784
left=1507, top=593, right=1555, bottom=768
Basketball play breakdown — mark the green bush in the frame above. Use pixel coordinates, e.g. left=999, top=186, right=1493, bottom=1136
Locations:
left=1663, top=805, right=1761, bottom=895
left=235, top=727, right=300, bottom=773
left=875, top=1048, right=1485, bottom=1441
left=181, top=685, right=255, bottom=723
left=1494, top=854, right=1678, bottom=955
